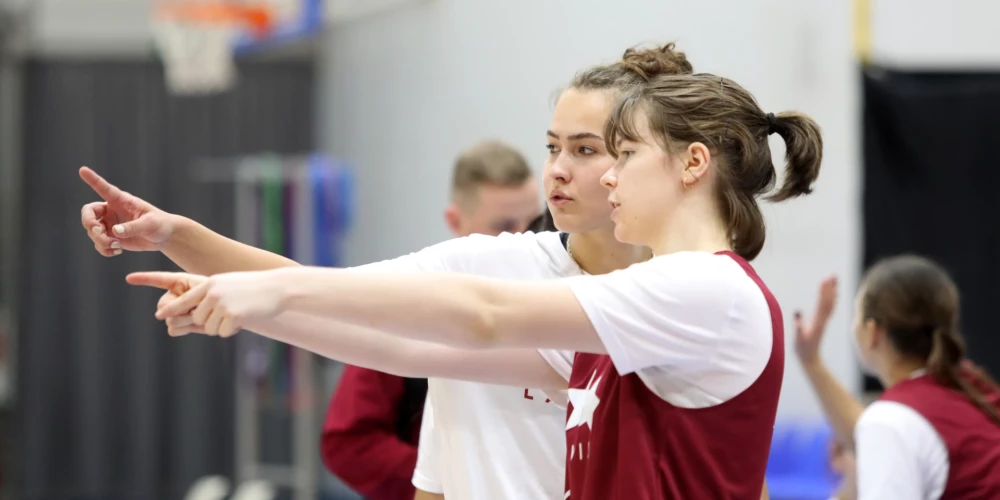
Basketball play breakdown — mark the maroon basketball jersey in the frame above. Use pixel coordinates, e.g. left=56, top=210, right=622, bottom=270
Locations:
left=562, top=253, right=784, bottom=499
left=879, top=373, right=1000, bottom=499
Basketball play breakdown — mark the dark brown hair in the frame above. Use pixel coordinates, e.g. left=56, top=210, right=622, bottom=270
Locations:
left=604, top=73, right=823, bottom=259
left=451, top=140, right=532, bottom=204
left=530, top=43, right=694, bottom=233
left=860, top=255, right=1000, bottom=425
left=569, top=42, right=694, bottom=91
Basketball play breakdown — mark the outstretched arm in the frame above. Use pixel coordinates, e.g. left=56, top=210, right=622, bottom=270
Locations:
left=254, top=311, right=568, bottom=389
left=282, top=267, right=603, bottom=351
left=146, top=274, right=567, bottom=389
left=141, top=252, right=770, bottom=389
left=80, top=168, right=534, bottom=279
left=148, top=252, right=741, bottom=371
left=163, top=217, right=300, bottom=275
left=795, top=276, right=866, bottom=448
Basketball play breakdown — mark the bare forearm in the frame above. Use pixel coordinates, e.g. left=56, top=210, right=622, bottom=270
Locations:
left=162, top=216, right=300, bottom=275
left=253, top=312, right=427, bottom=377
left=248, top=311, right=565, bottom=389
left=274, top=266, right=589, bottom=352
left=802, top=360, right=865, bottom=448
left=278, top=266, right=495, bottom=348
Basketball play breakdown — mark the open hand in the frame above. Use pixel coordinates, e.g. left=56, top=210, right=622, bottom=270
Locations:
left=794, top=275, right=839, bottom=366
left=128, top=271, right=287, bottom=337
left=80, top=166, right=179, bottom=256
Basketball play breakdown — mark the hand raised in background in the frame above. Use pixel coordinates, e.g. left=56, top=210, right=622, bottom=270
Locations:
left=794, top=275, right=839, bottom=366
left=79, top=166, right=179, bottom=256
left=128, top=270, right=287, bottom=337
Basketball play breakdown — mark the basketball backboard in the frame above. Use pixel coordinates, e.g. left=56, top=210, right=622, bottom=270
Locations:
left=152, top=0, right=324, bottom=94
left=234, top=0, right=429, bottom=51
left=232, top=0, right=323, bottom=55
left=152, top=0, right=427, bottom=94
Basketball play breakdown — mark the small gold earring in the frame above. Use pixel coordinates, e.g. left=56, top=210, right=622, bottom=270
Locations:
left=682, top=173, right=696, bottom=188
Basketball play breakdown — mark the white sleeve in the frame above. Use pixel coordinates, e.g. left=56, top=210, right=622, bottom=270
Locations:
left=411, top=396, right=443, bottom=494
left=564, top=252, right=772, bottom=379
left=855, top=401, right=949, bottom=500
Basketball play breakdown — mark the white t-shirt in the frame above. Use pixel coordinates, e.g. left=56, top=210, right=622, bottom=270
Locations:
left=412, top=397, right=438, bottom=489
left=357, top=231, right=578, bottom=500
left=540, top=250, right=775, bottom=408
left=855, top=374, right=949, bottom=500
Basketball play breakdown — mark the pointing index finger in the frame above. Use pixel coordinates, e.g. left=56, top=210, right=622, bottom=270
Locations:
left=79, top=166, right=124, bottom=202
left=126, top=271, right=187, bottom=290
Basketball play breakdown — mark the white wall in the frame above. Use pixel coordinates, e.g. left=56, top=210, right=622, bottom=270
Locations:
left=21, top=0, right=1000, bottom=62
left=20, top=0, right=153, bottom=54
left=318, top=0, right=858, bottom=418
left=872, top=0, right=1000, bottom=67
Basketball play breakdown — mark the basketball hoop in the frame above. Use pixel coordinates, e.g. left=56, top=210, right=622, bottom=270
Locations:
left=153, top=1, right=274, bottom=95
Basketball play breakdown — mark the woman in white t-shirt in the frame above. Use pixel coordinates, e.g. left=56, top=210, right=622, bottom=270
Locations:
left=81, top=45, right=694, bottom=500
left=797, top=258, right=1000, bottom=500
left=134, top=73, right=822, bottom=498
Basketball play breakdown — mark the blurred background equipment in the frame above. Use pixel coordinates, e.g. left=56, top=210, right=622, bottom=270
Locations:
left=195, top=153, right=353, bottom=500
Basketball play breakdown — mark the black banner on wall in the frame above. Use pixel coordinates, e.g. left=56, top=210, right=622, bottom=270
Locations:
left=15, top=59, right=317, bottom=500
left=862, top=67, right=1000, bottom=391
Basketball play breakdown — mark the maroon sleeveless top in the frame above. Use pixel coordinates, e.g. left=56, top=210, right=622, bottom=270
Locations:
left=563, top=253, right=784, bottom=499
left=879, top=373, right=1000, bottom=499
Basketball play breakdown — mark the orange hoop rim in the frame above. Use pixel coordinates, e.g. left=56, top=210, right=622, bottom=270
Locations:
left=155, top=1, right=274, bottom=35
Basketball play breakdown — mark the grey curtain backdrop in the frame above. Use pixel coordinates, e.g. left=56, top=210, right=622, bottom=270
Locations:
left=14, top=58, right=315, bottom=500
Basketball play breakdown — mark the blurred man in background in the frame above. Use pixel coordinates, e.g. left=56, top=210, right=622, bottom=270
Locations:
left=320, top=140, right=540, bottom=500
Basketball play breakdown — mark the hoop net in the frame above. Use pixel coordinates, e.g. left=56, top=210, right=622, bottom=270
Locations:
left=153, top=2, right=273, bottom=95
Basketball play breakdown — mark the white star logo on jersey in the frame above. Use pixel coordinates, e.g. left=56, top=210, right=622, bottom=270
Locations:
left=565, top=371, right=601, bottom=431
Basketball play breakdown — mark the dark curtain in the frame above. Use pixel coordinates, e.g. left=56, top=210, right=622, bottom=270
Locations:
left=862, top=67, right=1000, bottom=391
left=14, top=59, right=315, bottom=500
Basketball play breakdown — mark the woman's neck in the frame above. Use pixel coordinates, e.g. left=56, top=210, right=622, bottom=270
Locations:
left=568, top=228, right=649, bottom=276
left=648, top=199, right=731, bottom=257
left=879, top=358, right=929, bottom=388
